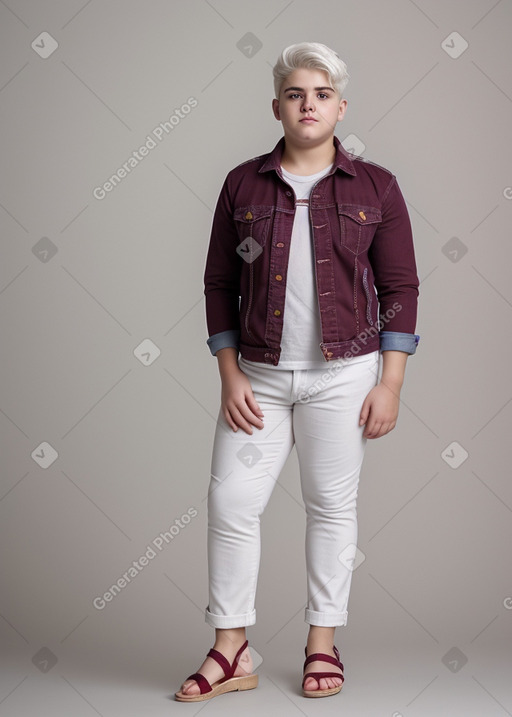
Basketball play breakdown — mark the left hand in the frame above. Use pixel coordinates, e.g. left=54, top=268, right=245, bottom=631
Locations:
left=359, top=382, right=400, bottom=439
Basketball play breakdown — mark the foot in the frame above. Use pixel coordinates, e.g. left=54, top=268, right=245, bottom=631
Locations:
left=303, top=644, right=343, bottom=692
left=179, top=640, right=253, bottom=696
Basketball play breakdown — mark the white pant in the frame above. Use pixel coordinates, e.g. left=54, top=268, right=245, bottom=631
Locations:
left=205, top=350, right=380, bottom=628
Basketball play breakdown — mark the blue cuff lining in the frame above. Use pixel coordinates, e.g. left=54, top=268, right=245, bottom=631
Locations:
left=379, top=331, right=420, bottom=355
left=206, top=329, right=240, bottom=356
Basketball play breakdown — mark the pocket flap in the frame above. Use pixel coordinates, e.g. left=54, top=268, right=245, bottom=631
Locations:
left=234, top=205, right=273, bottom=223
left=337, top=203, right=382, bottom=224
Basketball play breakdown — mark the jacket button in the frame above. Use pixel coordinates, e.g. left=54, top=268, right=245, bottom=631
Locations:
left=276, top=242, right=284, bottom=247
left=245, top=211, right=253, bottom=220
left=275, top=274, right=282, bottom=281
left=359, top=211, right=366, bottom=220
left=273, top=309, right=281, bottom=316
left=326, top=351, right=333, bottom=357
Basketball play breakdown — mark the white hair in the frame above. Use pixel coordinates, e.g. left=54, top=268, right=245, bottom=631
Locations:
left=273, top=42, right=349, bottom=100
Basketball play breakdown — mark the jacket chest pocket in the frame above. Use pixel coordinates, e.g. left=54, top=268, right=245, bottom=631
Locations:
left=337, top=203, right=382, bottom=255
left=233, top=205, right=273, bottom=256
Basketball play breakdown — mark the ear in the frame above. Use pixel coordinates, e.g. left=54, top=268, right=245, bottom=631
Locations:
left=272, top=98, right=281, bottom=121
left=338, top=98, right=348, bottom=121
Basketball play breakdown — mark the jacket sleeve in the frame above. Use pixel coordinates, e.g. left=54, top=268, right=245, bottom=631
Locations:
left=203, top=173, right=242, bottom=356
left=368, top=175, right=420, bottom=354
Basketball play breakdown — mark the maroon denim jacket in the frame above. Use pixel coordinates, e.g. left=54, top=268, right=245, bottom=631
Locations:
left=203, top=135, right=420, bottom=365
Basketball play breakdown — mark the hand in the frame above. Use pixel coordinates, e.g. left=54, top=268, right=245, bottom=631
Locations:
left=359, top=382, right=400, bottom=439
left=221, top=366, right=264, bottom=434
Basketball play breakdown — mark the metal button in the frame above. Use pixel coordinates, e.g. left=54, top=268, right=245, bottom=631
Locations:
left=245, top=211, right=253, bottom=220
left=276, top=242, right=284, bottom=247
left=359, top=211, right=366, bottom=221
left=273, top=309, right=281, bottom=316
left=275, top=274, right=282, bottom=281
left=326, top=351, right=333, bottom=357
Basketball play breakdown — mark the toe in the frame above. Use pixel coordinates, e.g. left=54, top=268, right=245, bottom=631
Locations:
left=303, top=676, right=319, bottom=691
left=320, top=676, right=342, bottom=690
left=181, top=679, right=199, bottom=695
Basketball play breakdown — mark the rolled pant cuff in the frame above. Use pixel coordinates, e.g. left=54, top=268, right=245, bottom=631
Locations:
left=305, top=608, right=348, bottom=627
left=205, top=605, right=256, bottom=628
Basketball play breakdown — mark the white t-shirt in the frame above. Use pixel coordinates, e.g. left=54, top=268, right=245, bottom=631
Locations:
left=244, top=162, right=343, bottom=370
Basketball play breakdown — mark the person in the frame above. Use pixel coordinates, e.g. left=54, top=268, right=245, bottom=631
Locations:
left=175, top=41, right=420, bottom=702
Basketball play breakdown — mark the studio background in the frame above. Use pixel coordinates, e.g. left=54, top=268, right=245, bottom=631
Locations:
left=0, top=1, right=511, bottom=715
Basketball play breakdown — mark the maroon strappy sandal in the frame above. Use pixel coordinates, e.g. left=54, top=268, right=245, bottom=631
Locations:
left=174, top=638, right=258, bottom=702
left=302, top=644, right=344, bottom=698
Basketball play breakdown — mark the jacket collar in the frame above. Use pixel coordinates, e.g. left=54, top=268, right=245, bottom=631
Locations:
left=259, top=134, right=357, bottom=177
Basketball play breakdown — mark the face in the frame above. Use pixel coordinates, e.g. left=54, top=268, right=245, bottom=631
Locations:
left=272, top=67, right=347, bottom=145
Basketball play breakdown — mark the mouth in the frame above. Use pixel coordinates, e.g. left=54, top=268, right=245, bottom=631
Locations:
left=300, top=118, right=317, bottom=123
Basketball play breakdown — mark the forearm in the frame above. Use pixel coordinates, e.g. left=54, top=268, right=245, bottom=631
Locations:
left=379, top=350, right=408, bottom=392
left=216, top=346, right=240, bottom=379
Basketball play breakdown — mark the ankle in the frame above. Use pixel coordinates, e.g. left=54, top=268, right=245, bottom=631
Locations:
left=213, top=628, right=247, bottom=651
left=306, top=628, right=336, bottom=654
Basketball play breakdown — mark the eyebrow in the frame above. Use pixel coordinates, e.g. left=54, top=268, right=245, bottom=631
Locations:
left=283, top=86, right=334, bottom=93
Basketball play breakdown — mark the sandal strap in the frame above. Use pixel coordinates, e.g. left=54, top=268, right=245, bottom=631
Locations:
left=206, top=648, right=231, bottom=677
left=185, top=672, right=212, bottom=694
left=303, top=644, right=341, bottom=659
left=206, top=638, right=249, bottom=680
left=303, top=651, right=344, bottom=671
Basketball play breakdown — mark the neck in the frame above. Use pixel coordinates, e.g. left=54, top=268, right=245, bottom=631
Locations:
left=280, top=136, right=336, bottom=174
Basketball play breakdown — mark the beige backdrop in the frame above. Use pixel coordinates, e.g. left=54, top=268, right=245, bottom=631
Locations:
left=1, top=1, right=511, bottom=715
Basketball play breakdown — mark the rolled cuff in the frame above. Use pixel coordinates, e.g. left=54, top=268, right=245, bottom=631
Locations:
left=206, top=329, right=240, bottom=356
left=379, top=330, right=420, bottom=354
left=305, top=607, right=348, bottom=627
left=205, top=604, right=256, bottom=628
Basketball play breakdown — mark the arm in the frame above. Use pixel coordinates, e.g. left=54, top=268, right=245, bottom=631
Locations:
left=204, top=177, right=263, bottom=434
left=360, top=175, right=420, bottom=438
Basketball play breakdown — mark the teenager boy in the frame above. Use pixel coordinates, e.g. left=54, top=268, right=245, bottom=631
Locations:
left=176, top=41, right=419, bottom=702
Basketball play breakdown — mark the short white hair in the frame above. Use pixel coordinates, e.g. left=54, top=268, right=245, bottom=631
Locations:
left=273, top=42, right=349, bottom=100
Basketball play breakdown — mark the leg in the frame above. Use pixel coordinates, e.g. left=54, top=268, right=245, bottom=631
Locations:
left=180, top=361, right=295, bottom=696
left=293, top=351, right=379, bottom=691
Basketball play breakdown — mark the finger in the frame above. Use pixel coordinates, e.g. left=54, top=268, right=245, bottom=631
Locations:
left=246, top=393, right=264, bottom=419
left=381, top=421, right=396, bottom=436
left=230, top=407, right=254, bottom=434
left=223, top=409, right=239, bottom=432
left=373, top=420, right=395, bottom=438
left=237, top=400, right=265, bottom=430
left=364, top=420, right=382, bottom=439
left=362, top=414, right=374, bottom=436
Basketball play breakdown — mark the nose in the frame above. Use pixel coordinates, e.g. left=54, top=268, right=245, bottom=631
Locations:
left=301, top=94, right=314, bottom=112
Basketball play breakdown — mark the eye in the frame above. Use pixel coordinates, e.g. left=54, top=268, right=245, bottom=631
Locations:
left=287, top=92, right=330, bottom=100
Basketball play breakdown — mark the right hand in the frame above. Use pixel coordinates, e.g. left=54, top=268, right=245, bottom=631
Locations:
left=221, top=366, right=264, bottom=434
